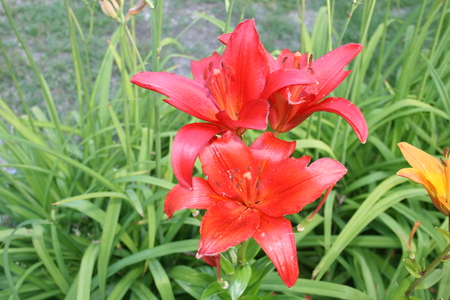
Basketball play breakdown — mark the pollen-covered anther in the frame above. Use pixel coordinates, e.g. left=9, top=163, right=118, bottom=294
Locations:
left=307, top=54, right=315, bottom=75
left=294, top=51, right=302, bottom=69
left=221, top=62, right=235, bottom=75
left=282, top=56, right=288, bottom=68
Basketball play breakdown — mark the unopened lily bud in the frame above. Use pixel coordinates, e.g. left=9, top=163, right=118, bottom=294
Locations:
left=99, top=0, right=118, bottom=19
left=110, top=0, right=120, bottom=10
left=218, top=279, right=228, bottom=289
left=297, top=217, right=312, bottom=232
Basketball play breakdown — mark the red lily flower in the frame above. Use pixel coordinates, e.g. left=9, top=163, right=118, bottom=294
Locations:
left=266, top=44, right=368, bottom=143
left=165, top=131, right=347, bottom=287
left=131, top=19, right=316, bottom=188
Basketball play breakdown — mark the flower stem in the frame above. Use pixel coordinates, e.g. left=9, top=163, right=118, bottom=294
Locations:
left=405, top=242, right=450, bottom=296
left=237, top=239, right=249, bottom=264
left=151, top=0, right=163, bottom=179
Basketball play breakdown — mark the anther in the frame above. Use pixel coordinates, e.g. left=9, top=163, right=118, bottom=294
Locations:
left=235, top=179, right=244, bottom=188
left=230, top=169, right=237, bottom=182
left=282, top=56, right=288, bottom=68
left=221, top=62, right=235, bottom=75
left=294, top=51, right=302, bottom=69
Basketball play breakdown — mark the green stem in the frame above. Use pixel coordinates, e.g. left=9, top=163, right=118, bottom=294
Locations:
left=237, top=239, right=249, bottom=264
left=151, top=0, right=163, bottom=179
left=405, top=242, right=450, bottom=296
left=224, top=0, right=236, bottom=33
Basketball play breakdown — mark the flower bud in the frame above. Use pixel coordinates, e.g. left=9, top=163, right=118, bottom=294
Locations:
left=99, top=0, right=118, bottom=19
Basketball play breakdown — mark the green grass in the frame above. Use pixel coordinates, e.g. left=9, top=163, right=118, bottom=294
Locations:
left=1, top=0, right=449, bottom=299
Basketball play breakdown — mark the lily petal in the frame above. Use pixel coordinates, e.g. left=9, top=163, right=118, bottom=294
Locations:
left=397, top=168, right=428, bottom=187
left=200, top=132, right=258, bottom=199
left=165, top=177, right=221, bottom=218
left=190, top=52, right=221, bottom=84
left=303, top=97, right=368, bottom=143
left=397, top=142, right=446, bottom=196
left=215, top=99, right=269, bottom=131
left=221, top=19, right=267, bottom=105
left=172, top=123, right=223, bottom=188
left=257, top=157, right=347, bottom=217
left=398, top=168, right=450, bottom=216
left=197, top=200, right=260, bottom=256
left=305, top=43, right=363, bottom=100
left=217, top=32, right=231, bottom=45
left=130, top=71, right=219, bottom=122
left=201, top=255, right=221, bottom=268
left=261, top=68, right=318, bottom=100
left=250, top=132, right=296, bottom=166
left=253, top=213, right=298, bottom=288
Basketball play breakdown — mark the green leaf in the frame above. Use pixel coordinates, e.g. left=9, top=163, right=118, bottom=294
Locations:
left=221, top=254, right=235, bottom=275
left=106, top=267, right=142, bottom=300
left=201, top=281, right=231, bottom=300
left=416, top=268, right=444, bottom=290
left=229, top=264, right=252, bottom=300
left=436, top=227, right=450, bottom=243
left=404, top=258, right=422, bottom=279
left=296, top=139, right=337, bottom=159
left=32, top=223, right=70, bottom=294
left=149, top=258, right=175, bottom=300
left=98, top=198, right=122, bottom=299
left=261, top=276, right=371, bottom=300
left=76, top=243, right=100, bottom=300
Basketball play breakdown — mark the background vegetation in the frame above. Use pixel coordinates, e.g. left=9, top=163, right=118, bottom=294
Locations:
left=0, top=0, right=449, bottom=299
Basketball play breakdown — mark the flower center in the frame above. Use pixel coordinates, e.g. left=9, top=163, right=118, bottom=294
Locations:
left=281, top=52, right=315, bottom=103
left=228, top=166, right=261, bottom=208
left=205, top=63, right=239, bottom=121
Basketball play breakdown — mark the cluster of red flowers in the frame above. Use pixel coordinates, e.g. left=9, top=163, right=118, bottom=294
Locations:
left=131, top=19, right=367, bottom=288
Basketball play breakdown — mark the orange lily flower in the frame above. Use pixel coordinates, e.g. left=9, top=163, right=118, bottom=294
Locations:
left=397, top=142, right=450, bottom=216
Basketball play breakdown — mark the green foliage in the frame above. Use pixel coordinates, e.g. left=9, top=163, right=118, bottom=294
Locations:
left=1, top=0, right=450, bottom=299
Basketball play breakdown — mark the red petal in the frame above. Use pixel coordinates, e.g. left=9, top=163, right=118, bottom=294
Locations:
left=253, top=214, right=298, bottom=288
left=305, top=44, right=363, bottom=100
left=190, top=52, right=221, bottom=84
left=130, top=72, right=219, bottom=122
left=215, top=99, right=269, bottom=131
left=261, top=69, right=318, bottom=100
left=201, top=255, right=221, bottom=267
left=303, top=97, right=368, bottom=143
left=197, top=201, right=260, bottom=256
left=250, top=132, right=296, bottom=166
left=218, top=33, right=231, bottom=45
left=221, top=19, right=267, bottom=105
left=165, top=177, right=221, bottom=218
left=257, top=157, right=347, bottom=217
left=172, top=123, right=223, bottom=188
left=199, top=132, right=258, bottom=199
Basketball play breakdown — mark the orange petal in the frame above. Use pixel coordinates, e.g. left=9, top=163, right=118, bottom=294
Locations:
left=397, top=168, right=427, bottom=186
left=397, top=142, right=446, bottom=197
